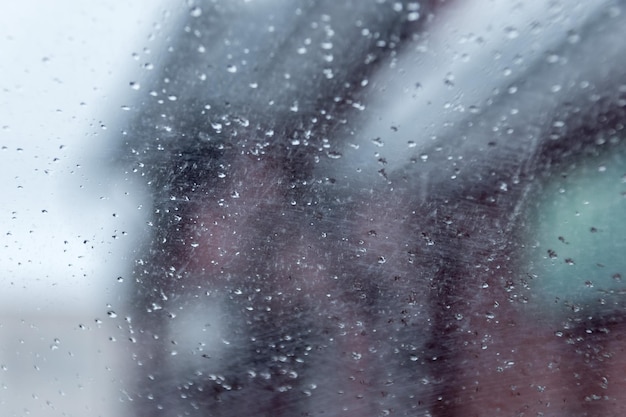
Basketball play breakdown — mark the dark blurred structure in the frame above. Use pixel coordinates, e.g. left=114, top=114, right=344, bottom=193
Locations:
left=122, top=1, right=626, bottom=416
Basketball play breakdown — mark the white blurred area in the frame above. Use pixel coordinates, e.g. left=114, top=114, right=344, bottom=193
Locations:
left=0, top=1, right=173, bottom=415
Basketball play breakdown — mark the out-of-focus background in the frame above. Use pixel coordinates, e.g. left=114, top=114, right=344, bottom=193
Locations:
left=3, top=1, right=626, bottom=416
left=0, top=2, right=171, bottom=415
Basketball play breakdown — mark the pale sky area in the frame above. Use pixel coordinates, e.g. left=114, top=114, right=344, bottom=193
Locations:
left=0, top=1, right=176, bottom=313
left=0, top=2, right=175, bottom=415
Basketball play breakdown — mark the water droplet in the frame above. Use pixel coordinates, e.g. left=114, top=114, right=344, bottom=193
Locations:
left=190, top=6, right=202, bottom=17
left=504, top=27, right=519, bottom=39
left=444, top=72, right=455, bottom=87
left=227, top=64, right=237, bottom=73
left=371, top=137, right=384, bottom=147
left=49, top=338, right=61, bottom=350
left=129, top=81, right=140, bottom=90
left=567, top=30, right=580, bottom=44
left=407, top=12, right=420, bottom=21
left=107, top=311, right=118, bottom=318
left=408, top=2, right=420, bottom=10
left=546, top=53, right=560, bottom=64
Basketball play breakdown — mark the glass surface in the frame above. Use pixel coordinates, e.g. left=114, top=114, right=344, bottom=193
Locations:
left=3, top=1, right=626, bottom=416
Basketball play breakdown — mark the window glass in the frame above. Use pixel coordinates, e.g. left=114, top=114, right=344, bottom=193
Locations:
left=3, top=1, right=626, bottom=416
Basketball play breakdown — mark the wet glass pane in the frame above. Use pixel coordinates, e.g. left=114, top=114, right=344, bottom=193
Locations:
left=3, top=1, right=626, bottom=416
